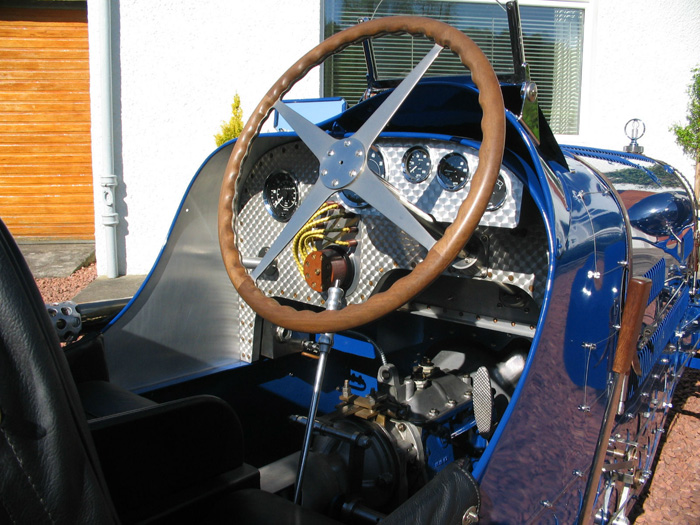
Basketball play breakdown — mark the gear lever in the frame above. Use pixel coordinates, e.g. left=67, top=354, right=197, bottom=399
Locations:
left=294, top=283, right=346, bottom=504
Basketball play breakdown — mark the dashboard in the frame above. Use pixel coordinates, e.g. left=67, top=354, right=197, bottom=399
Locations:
left=234, top=136, right=546, bottom=360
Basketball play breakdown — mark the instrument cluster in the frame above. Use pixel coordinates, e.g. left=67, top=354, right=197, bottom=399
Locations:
left=257, top=137, right=523, bottom=229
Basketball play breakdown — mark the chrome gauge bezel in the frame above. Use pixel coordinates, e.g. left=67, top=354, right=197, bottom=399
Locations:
left=436, top=152, right=470, bottom=191
left=402, top=146, right=431, bottom=183
left=262, top=170, right=299, bottom=222
left=487, top=173, right=508, bottom=211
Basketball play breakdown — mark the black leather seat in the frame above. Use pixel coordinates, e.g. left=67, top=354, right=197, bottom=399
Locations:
left=0, top=219, right=320, bottom=524
left=0, top=218, right=481, bottom=524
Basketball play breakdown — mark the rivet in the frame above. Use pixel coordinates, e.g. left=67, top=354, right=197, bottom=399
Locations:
left=462, top=506, right=479, bottom=524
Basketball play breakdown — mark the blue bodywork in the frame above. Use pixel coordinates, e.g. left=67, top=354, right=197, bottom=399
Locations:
left=96, top=56, right=698, bottom=525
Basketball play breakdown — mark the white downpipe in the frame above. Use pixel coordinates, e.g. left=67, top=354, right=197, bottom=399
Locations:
left=89, top=0, right=119, bottom=278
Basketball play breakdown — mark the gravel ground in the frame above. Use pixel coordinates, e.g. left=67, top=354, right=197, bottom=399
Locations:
left=34, top=266, right=700, bottom=522
left=35, top=262, right=96, bottom=304
left=631, top=367, right=700, bottom=524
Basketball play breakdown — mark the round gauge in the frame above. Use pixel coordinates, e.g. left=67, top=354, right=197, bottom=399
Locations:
left=437, top=153, right=470, bottom=191
left=487, top=174, right=508, bottom=211
left=402, top=146, right=431, bottom=183
left=367, top=144, right=385, bottom=178
left=342, top=144, right=385, bottom=208
left=263, top=171, right=299, bottom=222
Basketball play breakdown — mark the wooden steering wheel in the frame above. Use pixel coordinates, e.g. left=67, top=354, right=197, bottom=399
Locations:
left=219, top=16, right=505, bottom=334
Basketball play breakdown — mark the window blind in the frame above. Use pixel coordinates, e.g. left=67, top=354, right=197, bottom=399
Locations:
left=323, top=1, right=583, bottom=134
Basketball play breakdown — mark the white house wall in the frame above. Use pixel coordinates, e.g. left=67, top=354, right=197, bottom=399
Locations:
left=89, top=0, right=700, bottom=276
left=571, top=0, right=700, bottom=181
left=89, top=0, right=322, bottom=276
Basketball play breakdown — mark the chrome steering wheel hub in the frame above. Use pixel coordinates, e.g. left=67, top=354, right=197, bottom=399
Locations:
left=320, top=138, right=366, bottom=189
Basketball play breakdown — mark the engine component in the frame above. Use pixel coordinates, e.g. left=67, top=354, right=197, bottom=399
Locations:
left=293, top=346, right=528, bottom=517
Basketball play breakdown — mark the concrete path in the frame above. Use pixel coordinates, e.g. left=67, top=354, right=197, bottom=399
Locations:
left=18, top=242, right=95, bottom=278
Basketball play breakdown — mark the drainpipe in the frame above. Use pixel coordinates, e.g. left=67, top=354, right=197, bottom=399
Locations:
left=89, top=0, right=119, bottom=278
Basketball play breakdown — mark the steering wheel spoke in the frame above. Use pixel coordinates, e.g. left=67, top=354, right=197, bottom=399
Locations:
left=251, top=182, right=335, bottom=280
left=351, top=172, right=436, bottom=252
left=354, top=43, right=443, bottom=149
left=273, top=100, right=336, bottom=161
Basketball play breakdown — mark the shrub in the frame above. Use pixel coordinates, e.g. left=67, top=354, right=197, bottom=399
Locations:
left=670, top=68, right=700, bottom=196
left=215, top=93, right=244, bottom=146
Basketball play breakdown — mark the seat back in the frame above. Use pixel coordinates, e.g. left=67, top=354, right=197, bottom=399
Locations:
left=0, top=219, right=118, bottom=524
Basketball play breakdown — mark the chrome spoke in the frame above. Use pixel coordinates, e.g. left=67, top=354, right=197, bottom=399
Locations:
left=350, top=172, right=436, bottom=251
left=273, top=100, right=336, bottom=161
left=353, top=44, right=443, bottom=149
left=251, top=182, right=335, bottom=280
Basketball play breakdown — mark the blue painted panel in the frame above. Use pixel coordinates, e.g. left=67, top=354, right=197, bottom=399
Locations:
left=478, top=149, right=628, bottom=523
left=643, top=258, right=666, bottom=306
left=274, top=97, right=346, bottom=131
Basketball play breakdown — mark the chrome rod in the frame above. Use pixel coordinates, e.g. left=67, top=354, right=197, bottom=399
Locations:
left=294, top=284, right=345, bottom=505
left=294, top=335, right=332, bottom=504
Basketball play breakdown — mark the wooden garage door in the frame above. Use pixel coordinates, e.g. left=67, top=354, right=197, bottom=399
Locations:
left=0, top=6, right=93, bottom=240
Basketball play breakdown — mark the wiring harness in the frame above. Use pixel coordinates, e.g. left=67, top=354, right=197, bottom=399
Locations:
left=291, top=202, right=357, bottom=279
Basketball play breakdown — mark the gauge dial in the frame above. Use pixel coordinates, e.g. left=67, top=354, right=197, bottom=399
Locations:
left=402, top=146, right=431, bottom=183
left=263, top=171, right=299, bottom=222
left=437, top=153, right=470, bottom=191
left=342, top=144, right=385, bottom=208
left=487, top=174, right=508, bottom=211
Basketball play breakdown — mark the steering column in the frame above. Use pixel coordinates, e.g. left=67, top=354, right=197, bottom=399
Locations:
left=294, top=283, right=346, bottom=504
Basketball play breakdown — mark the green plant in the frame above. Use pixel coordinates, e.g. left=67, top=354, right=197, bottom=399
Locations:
left=215, top=93, right=244, bottom=147
left=671, top=67, right=700, bottom=197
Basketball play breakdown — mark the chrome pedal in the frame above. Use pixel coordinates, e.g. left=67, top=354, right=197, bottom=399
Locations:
left=472, top=366, right=493, bottom=436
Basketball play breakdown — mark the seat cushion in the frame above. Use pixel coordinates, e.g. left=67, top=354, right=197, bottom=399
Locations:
left=77, top=380, right=158, bottom=419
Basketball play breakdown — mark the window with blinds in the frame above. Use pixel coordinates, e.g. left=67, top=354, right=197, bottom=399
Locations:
left=323, top=1, right=584, bottom=134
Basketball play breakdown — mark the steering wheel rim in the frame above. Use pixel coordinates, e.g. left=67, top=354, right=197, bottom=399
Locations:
left=219, top=16, right=505, bottom=333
